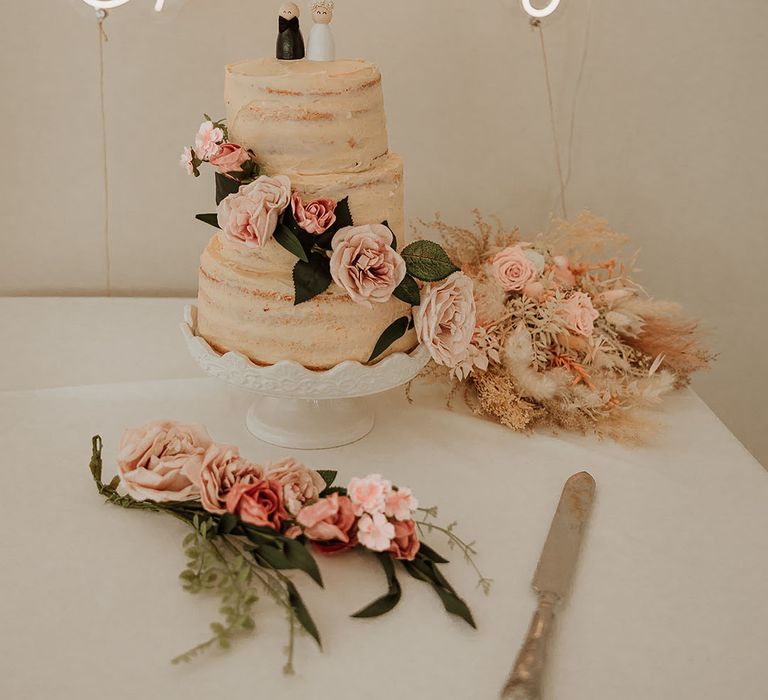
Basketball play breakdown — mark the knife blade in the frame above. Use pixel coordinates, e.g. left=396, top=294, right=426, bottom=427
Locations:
left=500, top=472, right=596, bottom=700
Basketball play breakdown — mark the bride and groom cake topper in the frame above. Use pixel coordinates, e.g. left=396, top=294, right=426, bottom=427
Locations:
left=277, top=1, right=335, bottom=62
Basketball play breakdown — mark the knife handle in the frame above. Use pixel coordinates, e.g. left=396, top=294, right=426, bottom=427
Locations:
left=500, top=592, right=559, bottom=699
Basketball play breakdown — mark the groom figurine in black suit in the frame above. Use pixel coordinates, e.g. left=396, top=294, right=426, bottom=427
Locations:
left=277, top=3, right=305, bottom=60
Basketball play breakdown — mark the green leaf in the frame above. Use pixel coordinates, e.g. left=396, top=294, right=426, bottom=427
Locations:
left=274, top=223, right=310, bottom=263
left=368, top=316, right=410, bottom=362
left=195, top=213, right=220, bottom=229
left=217, top=513, right=239, bottom=536
left=283, top=538, right=324, bottom=587
left=334, top=196, right=353, bottom=229
left=392, top=274, right=420, bottom=306
left=316, top=470, right=338, bottom=490
left=251, top=544, right=293, bottom=570
left=293, top=253, right=333, bottom=305
left=432, top=585, right=477, bottom=629
left=401, top=240, right=460, bottom=282
left=286, top=580, right=322, bottom=648
left=351, top=554, right=402, bottom=618
left=417, top=542, right=450, bottom=564
left=381, top=221, right=397, bottom=250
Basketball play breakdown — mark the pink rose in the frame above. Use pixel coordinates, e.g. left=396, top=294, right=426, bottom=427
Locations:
left=209, top=143, right=250, bottom=175
left=330, top=224, right=406, bottom=308
left=347, top=474, right=391, bottom=516
left=388, top=520, right=421, bottom=561
left=384, top=487, right=418, bottom=521
left=296, top=493, right=358, bottom=549
left=199, top=443, right=263, bottom=515
left=217, top=175, right=292, bottom=249
left=225, top=478, right=290, bottom=531
left=266, top=458, right=326, bottom=516
left=357, top=512, right=396, bottom=552
left=194, top=120, right=225, bottom=161
left=291, top=192, right=337, bottom=235
left=559, top=291, right=600, bottom=337
left=492, top=246, right=543, bottom=292
left=117, top=420, right=212, bottom=502
left=414, top=271, right=477, bottom=368
left=552, top=255, right=576, bottom=288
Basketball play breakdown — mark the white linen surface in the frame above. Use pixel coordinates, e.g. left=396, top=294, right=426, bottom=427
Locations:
left=1, top=375, right=767, bottom=700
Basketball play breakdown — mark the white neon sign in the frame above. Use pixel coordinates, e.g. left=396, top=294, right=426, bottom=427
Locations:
left=521, top=0, right=561, bottom=18
left=81, top=0, right=166, bottom=11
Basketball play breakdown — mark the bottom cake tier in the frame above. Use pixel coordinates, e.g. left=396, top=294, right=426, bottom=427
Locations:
left=197, top=234, right=417, bottom=370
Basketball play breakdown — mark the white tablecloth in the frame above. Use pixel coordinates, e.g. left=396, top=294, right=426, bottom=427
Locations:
left=1, top=298, right=766, bottom=700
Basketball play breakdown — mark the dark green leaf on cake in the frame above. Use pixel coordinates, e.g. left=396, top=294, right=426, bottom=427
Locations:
left=214, top=172, right=242, bottom=205
left=368, top=316, right=411, bottom=362
left=401, top=240, right=460, bottom=282
left=334, top=196, right=353, bottom=229
left=195, top=213, right=221, bottom=229
left=275, top=223, right=310, bottom=263
left=392, top=274, right=420, bottom=306
left=351, top=554, right=402, bottom=618
left=381, top=221, right=397, bottom=250
left=293, top=253, right=333, bottom=305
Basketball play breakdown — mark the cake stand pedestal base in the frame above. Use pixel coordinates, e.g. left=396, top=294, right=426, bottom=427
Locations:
left=246, top=396, right=374, bottom=449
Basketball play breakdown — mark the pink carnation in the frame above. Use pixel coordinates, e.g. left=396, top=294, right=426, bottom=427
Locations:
left=194, top=120, right=225, bottom=161
left=357, top=512, right=396, bottom=552
left=385, top=487, right=418, bottom=521
left=559, top=291, right=600, bottom=337
left=217, top=175, right=291, bottom=249
left=291, top=192, right=337, bottom=235
left=209, top=143, right=250, bottom=175
left=347, top=474, right=391, bottom=516
left=180, top=147, right=195, bottom=176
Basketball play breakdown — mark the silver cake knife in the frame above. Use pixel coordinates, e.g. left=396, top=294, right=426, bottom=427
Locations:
left=500, top=472, right=596, bottom=700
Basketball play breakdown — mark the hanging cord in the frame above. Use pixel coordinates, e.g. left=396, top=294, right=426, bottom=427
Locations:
left=97, top=10, right=112, bottom=296
left=531, top=18, right=568, bottom=219
left=564, top=0, right=593, bottom=189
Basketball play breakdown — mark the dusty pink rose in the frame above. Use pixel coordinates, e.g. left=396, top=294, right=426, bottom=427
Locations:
left=199, top=443, right=264, bottom=515
left=357, top=512, right=396, bottom=552
left=225, top=478, right=289, bottom=530
left=209, top=143, right=250, bottom=175
left=266, top=458, right=326, bottom=516
left=194, top=120, right=225, bottom=161
left=384, top=487, right=418, bottom=521
left=217, top=175, right=292, bottom=249
left=291, top=192, right=337, bottom=235
left=492, top=246, right=543, bottom=292
left=551, top=255, right=576, bottom=288
left=347, top=474, right=391, bottom=516
left=330, top=224, right=406, bottom=308
left=180, top=147, right=195, bottom=176
left=296, top=492, right=358, bottom=546
left=415, top=271, right=477, bottom=368
left=559, top=291, right=600, bottom=337
left=388, top=520, right=421, bottom=561
left=117, top=420, right=212, bottom=502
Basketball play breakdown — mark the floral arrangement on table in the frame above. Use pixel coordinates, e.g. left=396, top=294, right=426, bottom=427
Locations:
left=408, top=211, right=714, bottom=444
left=88, top=420, right=486, bottom=673
left=182, top=118, right=466, bottom=361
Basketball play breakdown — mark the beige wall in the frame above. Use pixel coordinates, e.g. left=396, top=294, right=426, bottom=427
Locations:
left=2, top=0, right=767, bottom=466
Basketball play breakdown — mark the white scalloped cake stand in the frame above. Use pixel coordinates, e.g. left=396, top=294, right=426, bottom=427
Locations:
left=181, top=306, right=430, bottom=450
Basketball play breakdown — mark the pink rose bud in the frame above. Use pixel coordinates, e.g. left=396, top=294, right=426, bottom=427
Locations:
left=209, top=143, right=251, bottom=175
left=291, top=192, right=337, bottom=235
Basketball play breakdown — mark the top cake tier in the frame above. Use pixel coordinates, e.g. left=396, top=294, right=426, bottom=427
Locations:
left=225, top=58, right=389, bottom=176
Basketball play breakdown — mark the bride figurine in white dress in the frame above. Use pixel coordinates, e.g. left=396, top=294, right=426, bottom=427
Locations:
left=307, top=0, right=336, bottom=61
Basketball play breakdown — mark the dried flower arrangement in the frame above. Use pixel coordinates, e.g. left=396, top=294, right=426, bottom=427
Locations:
left=409, top=211, right=714, bottom=444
